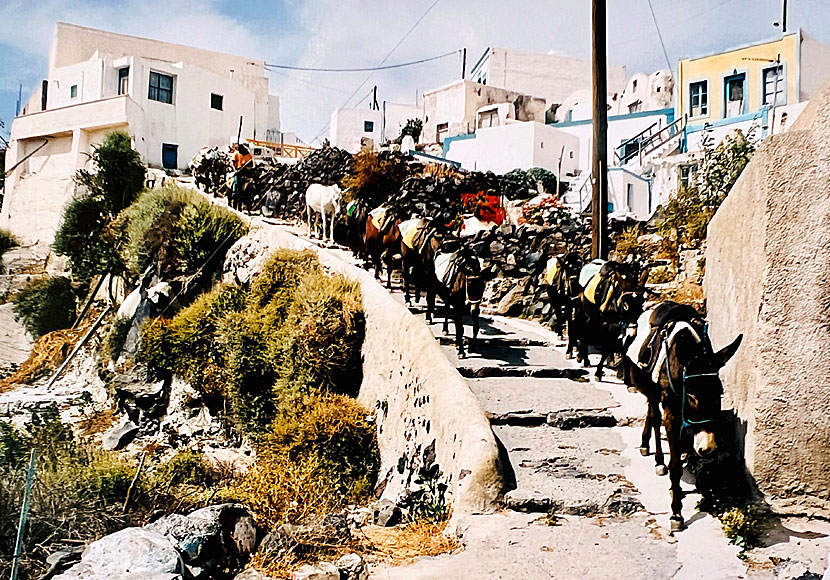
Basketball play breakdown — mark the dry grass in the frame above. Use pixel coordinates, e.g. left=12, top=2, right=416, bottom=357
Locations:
left=418, top=163, right=461, bottom=180
left=662, top=280, right=706, bottom=312
left=359, top=520, right=460, bottom=566
left=76, top=406, right=119, bottom=437
left=0, top=306, right=104, bottom=392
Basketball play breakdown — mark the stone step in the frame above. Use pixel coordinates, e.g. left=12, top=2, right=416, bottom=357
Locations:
left=495, top=425, right=642, bottom=516
left=468, top=377, right=619, bottom=419
left=488, top=409, right=617, bottom=428
left=457, top=366, right=587, bottom=379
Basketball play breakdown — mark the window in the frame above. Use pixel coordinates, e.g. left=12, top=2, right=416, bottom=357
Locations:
left=763, top=65, right=785, bottom=106
left=626, top=183, right=635, bottom=211
left=363, top=120, right=374, bottom=133
left=118, top=68, right=129, bottom=95
left=70, top=84, right=78, bottom=99
left=632, top=79, right=638, bottom=91
left=477, top=109, right=499, bottom=129
left=436, top=122, right=449, bottom=144
left=724, top=73, right=745, bottom=118
left=149, top=71, right=173, bottom=104
left=679, top=163, right=698, bottom=190
left=628, top=100, right=643, bottom=114
left=210, top=93, right=223, bottom=110
left=689, top=80, right=708, bottom=117
left=161, top=143, right=178, bottom=169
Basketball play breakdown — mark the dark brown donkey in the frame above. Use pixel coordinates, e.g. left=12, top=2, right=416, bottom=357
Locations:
left=400, top=218, right=440, bottom=311
left=364, top=208, right=401, bottom=288
left=428, top=247, right=488, bottom=358
left=624, top=301, right=742, bottom=531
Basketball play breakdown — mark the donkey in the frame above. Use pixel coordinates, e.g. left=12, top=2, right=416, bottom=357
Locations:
left=543, top=252, right=583, bottom=355
left=624, top=301, right=742, bottom=531
left=399, top=218, right=441, bottom=309
left=429, top=247, right=488, bottom=358
left=572, top=260, right=649, bottom=380
left=306, top=184, right=342, bottom=242
left=364, top=207, right=401, bottom=288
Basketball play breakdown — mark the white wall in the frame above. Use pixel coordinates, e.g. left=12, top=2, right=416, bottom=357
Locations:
left=608, top=169, right=652, bottom=219
left=330, top=107, right=382, bottom=153
left=444, top=121, right=579, bottom=178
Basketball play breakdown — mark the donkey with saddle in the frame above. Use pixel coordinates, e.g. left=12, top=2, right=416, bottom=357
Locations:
left=624, top=301, right=742, bottom=531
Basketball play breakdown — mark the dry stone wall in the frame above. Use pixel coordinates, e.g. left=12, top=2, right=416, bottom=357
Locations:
left=705, top=80, right=830, bottom=515
left=223, top=224, right=503, bottom=522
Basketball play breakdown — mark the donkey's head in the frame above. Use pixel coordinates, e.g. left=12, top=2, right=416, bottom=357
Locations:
left=673, top=332, right=743, bottom=456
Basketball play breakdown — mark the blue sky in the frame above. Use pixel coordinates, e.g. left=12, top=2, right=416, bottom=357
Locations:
left=1, top=0, right=830, bottom=143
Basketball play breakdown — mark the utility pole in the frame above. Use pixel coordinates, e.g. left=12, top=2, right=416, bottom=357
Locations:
left=782, top=0, right=788, bottom=32
left=591, top=0, right=609, bottom=260
left=462, top=48, right=467, bottom=79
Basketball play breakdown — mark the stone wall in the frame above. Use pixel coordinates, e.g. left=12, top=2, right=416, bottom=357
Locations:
left=705, top=81, right=830, bottom=515
left=223, top=224, right=503, bottom=523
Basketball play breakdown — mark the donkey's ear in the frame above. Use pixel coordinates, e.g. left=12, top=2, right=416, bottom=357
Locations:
left=715, top=334, right=743, bottom=368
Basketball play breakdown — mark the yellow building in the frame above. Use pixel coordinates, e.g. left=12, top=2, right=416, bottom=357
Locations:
left=677, top=30, right=830, bottom=125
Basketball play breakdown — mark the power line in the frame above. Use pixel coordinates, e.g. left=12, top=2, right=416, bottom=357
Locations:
left=265, top=49, right=459, bottom=73
left=311, top=0, right=443, bottom=144
left=647, top=0, right=673, bottom=72
left=268, top=68, right=351, bottom=95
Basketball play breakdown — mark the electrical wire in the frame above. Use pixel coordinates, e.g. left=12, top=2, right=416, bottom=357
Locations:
left=310, top=0, right=443, bottom=144
left=265, top=49, right=459, bottom=73
left=268, top=68, right=351, bottom=95
left=647, top=0, right=674, bottom=72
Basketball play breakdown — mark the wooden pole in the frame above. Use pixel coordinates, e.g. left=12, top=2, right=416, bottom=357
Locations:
left=591, top=0, right=609, bottom=260
left=782, top=0, right=788, bottom=32
left=236, top=116, right=243, bottom=145
left=462, top=48, right=467, bottom=79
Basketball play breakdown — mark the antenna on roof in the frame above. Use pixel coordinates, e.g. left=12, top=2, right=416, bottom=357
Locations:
left=773, top=0, right=788, bottom=32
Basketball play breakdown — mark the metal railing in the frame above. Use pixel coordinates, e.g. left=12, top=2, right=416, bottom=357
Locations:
left=614, top=114, right=687, bottom=166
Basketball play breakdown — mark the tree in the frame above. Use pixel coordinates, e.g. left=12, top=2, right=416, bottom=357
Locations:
left=658, top=128, right=756, bottom=247
left=54, top=130, right=145, bottom=280
left=499, top=167, right=558, bottom=200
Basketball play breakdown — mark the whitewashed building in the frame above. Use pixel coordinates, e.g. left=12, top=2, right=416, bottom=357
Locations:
left=330, top=102, right=421, bottom=153
left=2, top=23, right=281, bottom=244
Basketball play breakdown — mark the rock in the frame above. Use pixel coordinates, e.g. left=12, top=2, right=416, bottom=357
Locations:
left=489, top=241, right=505, bottom=255
left=292, top=562, right=339, bottom=580
left=495, top=281, right=528, bottom=317
left=546, top=410, right=617, bottom=430
left=346, top=506, right=373, bottom=528
left=260, top=513, right=351, bottom=557
left=234, top=569, right=273, bottom=580
left=112, top=365, right=169, bottom=423
left=54, top=527, right=184, bottom=580
left=373, top=499, right=402, bottom=527
left=146, top=503, right=256, bottom=572
left=102, top=419, right=139, bottom=450
left=336, top=553, right=368, bottom=580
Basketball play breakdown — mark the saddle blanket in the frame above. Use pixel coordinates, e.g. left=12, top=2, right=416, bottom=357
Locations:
left=626, top=307, right=702, bottom=383
left=433, top=252, right=455, bottom=287
left=545, top=258, right=560, bottom=286
left=345, top=200, right=358, bottom=218
left=399, top=218, right=423, bottom=250
left=584, top=271, right=602, bottom=304
left=369, top=206, right=393, bottom=231
left=579, top=259, right=606, bottom=288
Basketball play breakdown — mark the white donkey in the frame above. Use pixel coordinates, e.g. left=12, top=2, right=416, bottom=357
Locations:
left=305, top=183, right=343, bottom=242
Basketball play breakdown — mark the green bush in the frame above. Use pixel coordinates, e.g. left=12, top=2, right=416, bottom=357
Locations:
left=0, top=229, right=18, bottom=273
left=138, top=249, right=365, bottom=437
left=119, top=185, right=246, bottom=277
left=102, top=315, right=133, bottom=362
left=53, top=195, right=123, bottom=281
left=74, top=131, right=145, bottom=215
left=499, top=167, right=558, bottom=200
left=154, top=450, right=210, bottom=487
left=0, top=407, right=141, bottom=578
left=12, top=276, right=76, bottom=339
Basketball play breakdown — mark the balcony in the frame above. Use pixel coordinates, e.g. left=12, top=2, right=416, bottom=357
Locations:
left=11, top=95, right=139, bottom=141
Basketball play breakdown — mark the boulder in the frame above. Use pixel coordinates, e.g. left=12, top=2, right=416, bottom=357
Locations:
left=112, top=365, right=169, bottom=423
left=146, top=503, right=256, bottom=572
left=372, top=499, right=401, bottom=527
left=101, top=419, right=139, bottom=451
left=54, top=527, right=184, bottom=580
left=259, top=513, right=350, bottom=557
left=292, top=562, right=339, bottom=580
left=336, top=553, right=368, bottom=580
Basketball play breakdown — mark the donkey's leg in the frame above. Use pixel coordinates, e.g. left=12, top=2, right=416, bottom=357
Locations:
left=306, top=206, right=312, bottom=238
left=455, top=307, right=466, bottom=358
left=425, top=287, right=435, bottom=323
left=640, top=403, right=653, bottom=456
left=666, top=418, right=685, bottom=531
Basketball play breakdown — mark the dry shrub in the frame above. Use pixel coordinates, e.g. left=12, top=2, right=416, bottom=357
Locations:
left=0, top=329, right=81, bottom=391
left=232, top=395, right=378, bottom=529
left=360, top=520, right=459, bottom=566
left=419, top=163, right=461, bottom=181
left=662, top=280, right=706, bottom=311
left=76, top=407, right=118, bottom=437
